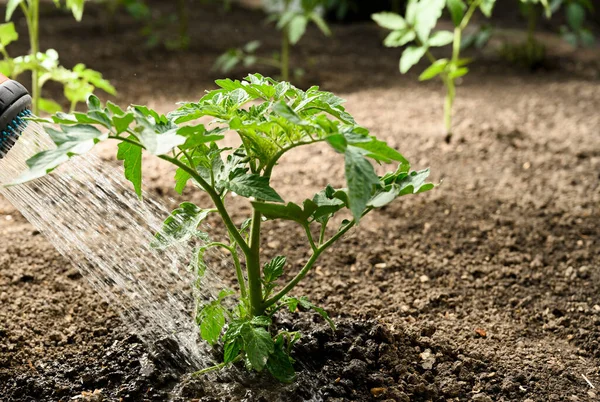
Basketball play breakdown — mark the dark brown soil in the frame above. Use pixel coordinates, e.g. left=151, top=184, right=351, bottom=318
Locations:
left=1, top=2, right=599, bottom=401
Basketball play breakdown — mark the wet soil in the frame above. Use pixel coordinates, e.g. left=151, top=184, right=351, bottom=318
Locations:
left=1, top=2, right=599, bottom=401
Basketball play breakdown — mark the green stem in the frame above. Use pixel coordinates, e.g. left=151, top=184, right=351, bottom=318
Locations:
left=177, top=0, right=189, bottom=49
left=192, top=354, right=243, bottom=376
left=318, top=223, right=326, bottom=246
left=247, top=208, right=264, bottom=317
left=203, top=241, right=247, bottom=299
left=281, top=30, right=290, bottom=82
left=527, top=5, right=538, bottom=48
left=109, top=136, right=251, bottom=256
left=23, top=1, right=40, bottom=115
left=304, top=224, right=317, bottom=252
left=264, top=220, right=355, bottom=309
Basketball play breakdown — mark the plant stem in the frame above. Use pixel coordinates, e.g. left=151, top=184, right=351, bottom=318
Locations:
left=304, top=224, right=317, bottom=252
left=281, top=30, right=290, bottom=82
left=264, top=220, right=355, bottom=309
left=23, top=0, right=40, bottom=115
left=527, top=5, right=538, bottom=49
left=113, top=145, right=250, bottom=256
left=203, top=241, right=247, bottom=299
left=192, top=354, right=242, bottom=376
left=177, top=0, right=189, bottom=49
left=247, top=208, right=264, bottom=317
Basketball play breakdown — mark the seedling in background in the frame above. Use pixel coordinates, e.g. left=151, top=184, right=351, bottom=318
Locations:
left=14, top=74, right=433, bottom=382
left=216, top=0, right=331, bottom=81
left=512, top=0, right=595, bottom=64
left=373, top=0, right=496, bottom=143
left=1, top=1, right=115, bottom=114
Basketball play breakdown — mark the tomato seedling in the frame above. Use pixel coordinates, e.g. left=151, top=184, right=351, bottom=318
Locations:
left=15, top=74, right=433, bottom=382
left=1, top=1, right=115, bottom=114
left=216, top=0, right=331, bottom=81
left=373, top=0, right=496, bottom=142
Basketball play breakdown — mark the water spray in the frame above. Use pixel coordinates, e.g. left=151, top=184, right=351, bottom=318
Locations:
left=0, top=74, right=33, bottom=159
left=0, top=75, right=225, bottom=372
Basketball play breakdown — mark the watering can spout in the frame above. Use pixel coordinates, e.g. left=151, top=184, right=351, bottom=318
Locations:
left=0, top=74, right=33, bottom=159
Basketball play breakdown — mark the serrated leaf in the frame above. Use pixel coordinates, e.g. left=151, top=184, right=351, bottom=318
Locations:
left=263, top=256, right=286, bottom=283
left=251, top=200, right=315, bottom=224
left=153, top=202, right=211, bottom=249
left=413, top=0, right=446, bottom=42
left=224, top=338, right=242, bottom=363
left=372, top=12, right=407, bottom=30
left=400, top=46, right=427, bottom=74
left=0, top=22, right=18, bottom=47
left=11, top=125, right=107, bottom=185
left=344, top=147, right=379, bottom=222
left=266, top=342, right=296, bottom=383
left=447, top=0, right=466, bottom=26
left=225, top=174, right=284, bottom=203
left=383, top=30, right=416, bottom=47
left=288, top=15, right=308, bottom=45
left=241, top=324, right=274, bottom=372
left=5, top=0, right=25, bottom=21
left=198, top=303, right=226, bottom=346
left=479, top=0, right=496, bottom=17
left=419, top=59, right=448, bottom=81
left=428, top=30, right=454, bottom=47
left=137, top=128, right=186, bottom=155
left=117, top=136, right=143, bottom=198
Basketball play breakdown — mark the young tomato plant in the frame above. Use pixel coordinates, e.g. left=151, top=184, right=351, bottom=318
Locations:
left=372, top=0, right=496, bottom=142
left=2, top=0, right=115, bottom=114
left=15, top=74, right=433, bottom=382
left=216, top=0, right=331, bottom=81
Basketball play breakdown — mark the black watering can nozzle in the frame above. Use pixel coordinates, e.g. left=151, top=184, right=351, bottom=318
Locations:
left=0, top=73, right=33, bottom=159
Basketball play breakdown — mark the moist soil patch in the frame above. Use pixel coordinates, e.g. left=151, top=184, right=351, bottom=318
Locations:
left=1, top=2, right=599, bottom=401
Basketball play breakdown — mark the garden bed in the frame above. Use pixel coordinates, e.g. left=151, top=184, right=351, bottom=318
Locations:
left=0, top=2, right=599, bottom=401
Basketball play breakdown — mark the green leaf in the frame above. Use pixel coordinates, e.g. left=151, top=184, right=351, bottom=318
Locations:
left=383, top=29, right=417, bottom=47
left=479, top=0, right=496, bottom=17
left=137, top=129, right=186, bottom=155
left=372, top=12, right=407, bottom=30
left=288, top=15, right=308, bottom=45
left=428, top=30, right=454, bottom=47
left=266, top=343, right=296, bottom=383
left=252, top=200, right=316, bottom=224
left=250, top=316, right=272, bottom=327
left=66, top=0, right=85, bottom=21
left=400, top=46, right=427, bottom=74
left=177, top=125, right=225, bottom=150
left=447, top=0, right=466, bottom=26
left=282, top=296, right=335, bottom=330
left=153, top=202, right=211, bottom=249
left=344, top=147, right=379, bottom=222
left=5, top=0, right=25, bottom=21
left=224, top=337, right=242, bottom=363
left=225, top=174, right=284, bottom=203
left=448, top=66, right=469, bottom=79
left=419, top=59, right=449, bottom=81
left=113, top=113, right=135, bottom=135
left=264, top=256, right=286, bottom=283
left=198, top=303, right=226, bottom=346
left=413, top=0, right=446, bottom=42
left=566, top=3, right=585, bottom=31
left=241, top=324, right=274, bottom=372
left=0, top=22, right=18, bottom=47
left=272, top=101, right=308, bottom=125
left=309, top=12, right=331, bottom=37
left=10, top=125, right=107, bottom=185
left=117, top=137, right=143, bottom=198
left=38, top=98, right=63, bottom=114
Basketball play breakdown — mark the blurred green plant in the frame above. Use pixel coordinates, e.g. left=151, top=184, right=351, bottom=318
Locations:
left=501, top=0, right=595, bottom=68
left=98, top=0, right=190, bottom=50
left=1, top=1, right=115, bottom=114
left=373, top=0, right=497, bottom=142
left=215, top=0, right=331, bottom=81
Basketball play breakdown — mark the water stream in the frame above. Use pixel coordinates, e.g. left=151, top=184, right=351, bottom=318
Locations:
left=0, top=121, right=223, bottom=369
